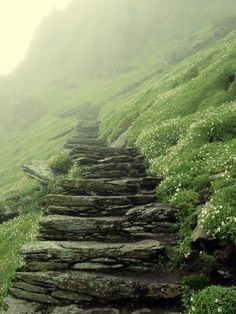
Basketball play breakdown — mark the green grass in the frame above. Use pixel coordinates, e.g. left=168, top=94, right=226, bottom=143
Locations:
left=0, top=212, right=41, bottom=306
left=100, top=31, right=236, bottom=256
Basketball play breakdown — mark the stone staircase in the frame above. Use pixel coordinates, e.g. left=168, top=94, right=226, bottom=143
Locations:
left=5, top=109, right=182, bottom=314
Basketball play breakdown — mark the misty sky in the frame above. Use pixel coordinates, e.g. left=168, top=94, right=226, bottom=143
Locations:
left=0, top=0, right=72, bottom=75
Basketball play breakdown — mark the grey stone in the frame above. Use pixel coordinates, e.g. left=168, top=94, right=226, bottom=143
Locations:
left=51, top=305, right=83, bottom=314
left=192, top=222, right=211, bottom=242
left=111, top=131, right=129, bottom=148
left=38, top=215, right=128, bottom=241
left=13, top=271, right=182, bottom=303
left=3, top=296, right=41, bottom=314
left=22, top=160, right=54, bottom=185
left=84, top=309, right=120, bottom=314
left=22, top=240, right=164, bottom=271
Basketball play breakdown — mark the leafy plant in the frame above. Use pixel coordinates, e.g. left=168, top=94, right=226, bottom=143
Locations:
left=50, top=153, right=72, bottom=174
left=185, top=286, right=236, bottom=314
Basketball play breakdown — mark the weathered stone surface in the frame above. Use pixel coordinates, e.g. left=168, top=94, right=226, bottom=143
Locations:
left=70, top=146, right=137, bottom=158
left=57, top=177, right=158, bottom=196
left=10, top=287, right=58, bottom=304
left=131, top=310, right=180, bottom=314
left=45, top=194, right=156, bottom=216
left=83, top=162, right=145, bottom=171
left=22, top=160, right=54, bottom=185
left=45, top=204, right=132, bottom=217
left=75, top=126, right=99, bottom=133
left=51, top=307, right=120, bottom=314
left=12, top=271, right=182, bottom=304
left=191, top=222, right=211, bottom=242
left=126, top=203, right=177, bottom=223
left=73, top=131, right=99, bottom=139
left=51, top=305, right=83, bottom=314
left=111, top=131, right=129, bottom=148
left=22, top=240, right=164, bottom=271
left=0, top=208, right=20, bottom=224
left=3, top=296, right=42, bottom=314
left=38, top=215, right=129, bottom=241
left=38, top=212, right=171, bottom=241
left=75, top=155, right=144, bottom=166
left=65, top=138, right=107, bottom=148
left=84, top=309, right=120, bottom=314
left=46, top=194, right=132, bottom=208
left=82, top=163, right=146, bottom=179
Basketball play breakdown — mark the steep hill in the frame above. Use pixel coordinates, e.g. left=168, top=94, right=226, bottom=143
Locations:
left=101, top=30, right=236, bottom=256
left=1, top=0, right=236, bottom=198
left=0, top=1, right=236, bottom=311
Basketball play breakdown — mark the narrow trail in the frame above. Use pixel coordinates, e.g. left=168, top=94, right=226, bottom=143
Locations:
left=5, top=108, right=182, bottom=314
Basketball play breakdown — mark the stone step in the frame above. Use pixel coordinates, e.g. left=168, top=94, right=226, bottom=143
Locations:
left=72, top=131, right=99, bottom=139
left=4, top=296, right=181, bottom=314
left=82, top=163, right=146, bottom=179
left=50, top=306, right=180, bottom=314
left=65, top=139, right=107, bottom=149
left=11, top=271, right=182, bottom=305
left=82, top=170, right=145, bottom=179
left=45, top=204, right=133, bottom=217
left=45, top=194, right=156, bottom=216
left=126, top=203, right=178, bottom=223
left=70, top=146, right=138, bottom=158
left=75, top=155, right=145, bottom=166
left=66, top=138, right=107, bottom=147
left=75, top=126, right=99, bottom=133
left=55, top=177, right=158, bottom=196
left=38, top=215, right=173, bottom=241
left=21, top=239, right=165, bottom=272
left=84, top=163, right=145, bottom=172
left=38, top=215, right=129, bottom=241
left=77, top=117, right=99, bottom=123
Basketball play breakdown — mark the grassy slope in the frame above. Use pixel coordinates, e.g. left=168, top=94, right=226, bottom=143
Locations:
left=1, top=1, right=236, bottom=308
left=101, top=31, right=236, bottom=257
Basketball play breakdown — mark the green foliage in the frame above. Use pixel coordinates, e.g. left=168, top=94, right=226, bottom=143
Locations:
left=199, top=187, right=236, bottom=243
left=101, top=31, right=236, bottom=249
left=47, top=176, right=64, bottom=194
left=68, top=164, right=84, bottom=179
left=185, top=286, right=236, bottom=314
left=182, top=274, right=209, bottom=292
left=170, top=190, right=200, bottom=211
left=49, top=153, right=72, bottom=174
left=181, top=274, right=209, bottom=311
left=0, top=186, right=44, bottom=308
left=0, top=213, right=41, bottom=307
left=192, top=175, right=212, bottom=193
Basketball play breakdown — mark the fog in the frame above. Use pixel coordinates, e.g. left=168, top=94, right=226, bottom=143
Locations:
left=0, top=0, right=72, bottom=75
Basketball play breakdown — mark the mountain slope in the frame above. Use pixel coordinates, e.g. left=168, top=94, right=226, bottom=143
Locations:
left=1, top=1, right=236, bottom=198
left=101, top=30, right=236, bottom=252
left=0, top=1, right=236, bottom=309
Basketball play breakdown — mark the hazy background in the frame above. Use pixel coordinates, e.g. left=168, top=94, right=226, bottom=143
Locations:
left=0, top=0, right=72, bottom=75
left=1, top=0, right=236, bottom=197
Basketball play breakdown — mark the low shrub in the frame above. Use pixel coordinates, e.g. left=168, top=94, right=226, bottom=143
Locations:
left=50, top=153, right=72, bottom=174
left=185, top=286, right=236, bottom=314
left=199, top=186, right=236, bottom=244
left=170, top=189, right=200, bottom=210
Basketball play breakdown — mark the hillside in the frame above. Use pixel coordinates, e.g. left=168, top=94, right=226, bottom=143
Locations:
left=0, top=1, right=236, bottom=313
left=101, top=29, right=236, bottom=266
left=1, top=0, right=236, bottom=198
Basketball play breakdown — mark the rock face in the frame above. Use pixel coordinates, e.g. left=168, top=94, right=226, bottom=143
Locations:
left=5, top=109, right=181, bottom=314
left=22, top=160, right=54, bottom=185
left=112, top=131, right=129, bottom=148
